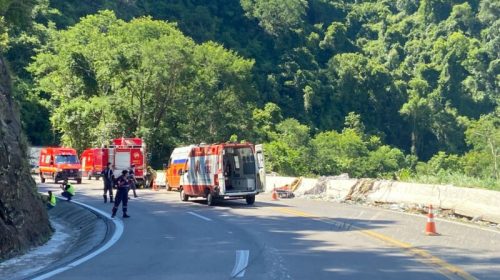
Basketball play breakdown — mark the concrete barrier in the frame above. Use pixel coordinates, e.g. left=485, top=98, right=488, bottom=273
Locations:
left=155, top=170, right=166, bottom=187
left=264, top=175, right=320, bottom=194
left=264, top=175, right=297, bottom=192
left=324, top=179, right=359, bottom=199
left=272, top=173, right=500, bottom=224
left=367, top=181, right=500, bottom=224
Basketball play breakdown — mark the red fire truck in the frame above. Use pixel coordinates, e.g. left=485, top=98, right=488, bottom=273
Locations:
left=81, top=138, right=147, bottom=185
left=80, top=148, right=109, bottom=180
left=166, top=142, right=265, bottom=206
left=108, top=138, right=147, bottom=185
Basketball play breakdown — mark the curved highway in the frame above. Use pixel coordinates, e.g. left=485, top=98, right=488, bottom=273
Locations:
left=36, top=179, right=500, bottom=280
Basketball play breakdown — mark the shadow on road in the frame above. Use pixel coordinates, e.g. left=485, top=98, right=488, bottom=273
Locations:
left=33, top=181, right=499, bottom=280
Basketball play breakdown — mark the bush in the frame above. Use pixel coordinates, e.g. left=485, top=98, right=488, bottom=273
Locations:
left=461, top=150, right=495, bottom=178
left=407, top=172, right=500, bottom=191
left=426, top=152, right=463, bottom=174
left=365, top=145, right=406, bottom=178
left=263, top=141, right=310, bottom=176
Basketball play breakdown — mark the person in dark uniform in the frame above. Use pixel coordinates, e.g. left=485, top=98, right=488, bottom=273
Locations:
left=128, top=164, right=138, bottom=198
left=111, top=170, right=131, bottom=218
left=101, top=162, right=114, bottom=203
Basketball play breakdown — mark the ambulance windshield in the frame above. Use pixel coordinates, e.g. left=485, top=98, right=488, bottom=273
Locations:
left=55, top=155, right=79, bottom=164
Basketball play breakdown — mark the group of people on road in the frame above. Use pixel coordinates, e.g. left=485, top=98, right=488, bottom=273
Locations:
left=102, top=163, right=138, bottom=218
left=45, top=178, right=74, bottom=209
left=45, top=163, right=139, bottom=219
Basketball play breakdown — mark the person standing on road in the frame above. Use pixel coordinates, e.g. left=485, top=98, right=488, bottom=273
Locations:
left=101, top=162, right=114, bottom=203
left=112, top=170, right=131, bottom=218
left=146, top=166, right=157, bottom=189
left=128, top=164, right=138, bottom=198
left=60, top=179, right=75, bottom=201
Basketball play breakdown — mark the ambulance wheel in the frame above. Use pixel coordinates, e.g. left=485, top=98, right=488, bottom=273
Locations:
left=40, top=175, right=45, bottom=183
left=180, top=189, right=188, bottom=201
left=206, top=192, right=215, bottom=206
left=76, top=179, right=82, bottom=184
left=87, top=174, right=92, bottom=180
left=246, top=195, right=255, bottom=205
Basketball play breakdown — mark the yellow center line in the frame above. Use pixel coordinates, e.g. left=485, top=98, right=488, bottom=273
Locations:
left=274, top=207, right=318, bottom=218
left=272, top=207, right=477, bottom=280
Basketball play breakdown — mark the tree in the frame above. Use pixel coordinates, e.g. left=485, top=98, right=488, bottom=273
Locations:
left=400, top=77, right=432, bottom=156
left=311, top=128, right=367, bottom=177
left=263, top=118, right=311, bottom=176
left=179, top=41, right=255, bottom=144
left=465, top=112, right=500, bottom=179
left=29, top=11, right=256, bottom=165
left=252, top=102, right=283, bottom=142
left=240, top=0, right=308, bottom=36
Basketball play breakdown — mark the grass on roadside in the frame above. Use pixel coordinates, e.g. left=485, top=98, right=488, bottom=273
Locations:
left=404, top=172, right=500, bottom=191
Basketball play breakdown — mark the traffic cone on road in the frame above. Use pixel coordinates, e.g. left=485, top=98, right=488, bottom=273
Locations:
left=425, top=204, right=439, bottom=236
left=271, top=188, right=279, bottom=201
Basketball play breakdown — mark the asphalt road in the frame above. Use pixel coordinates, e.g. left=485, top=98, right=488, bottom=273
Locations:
left=36, top=178, right=500, bottom=280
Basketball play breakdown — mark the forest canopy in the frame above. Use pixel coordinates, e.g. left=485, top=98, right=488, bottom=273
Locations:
left=2, top=0, right=499, bottom=187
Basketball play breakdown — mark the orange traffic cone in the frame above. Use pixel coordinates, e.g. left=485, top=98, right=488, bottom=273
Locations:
left=425, top=204, right=439, bottom=236
left=271, top=188, right=279, bottom=201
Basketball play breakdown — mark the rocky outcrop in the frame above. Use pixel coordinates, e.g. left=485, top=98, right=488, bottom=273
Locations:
left=0, top=56, right=52, bottom=260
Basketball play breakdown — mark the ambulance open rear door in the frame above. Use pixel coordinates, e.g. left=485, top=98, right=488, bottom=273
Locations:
left=255, top=144, right=266, bottom=193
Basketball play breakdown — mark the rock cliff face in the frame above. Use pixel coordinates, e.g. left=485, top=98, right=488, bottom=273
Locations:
left=0, top=57, right=52, bottom=260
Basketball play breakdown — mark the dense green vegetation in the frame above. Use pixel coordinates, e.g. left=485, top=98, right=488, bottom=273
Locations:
left=2, top=0, right=498, bottom=188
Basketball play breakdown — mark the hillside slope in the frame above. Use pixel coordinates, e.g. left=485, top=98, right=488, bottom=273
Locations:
left=0, top=56, right=52, bottom=260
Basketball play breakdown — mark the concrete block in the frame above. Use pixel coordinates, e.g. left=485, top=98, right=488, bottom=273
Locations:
left=264, top=175, right=297, bottom=192
left=294, top=178, right=319, bottom=195
left=325, top=179, right=358, bottom=200
left=367, top=181, right=500, bottom=224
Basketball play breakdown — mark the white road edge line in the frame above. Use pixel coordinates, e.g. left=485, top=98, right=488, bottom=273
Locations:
left=187, top=211, right=212, bottom=221
left=231, top=250, right=249, bottom=278
left=32, top=199, right=124, bottom=280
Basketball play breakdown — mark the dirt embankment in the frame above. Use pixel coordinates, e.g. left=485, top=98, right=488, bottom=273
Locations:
left=0, top=57, right=52, bottom=260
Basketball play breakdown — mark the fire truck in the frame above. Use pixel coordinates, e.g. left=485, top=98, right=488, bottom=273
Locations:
left=80, top=148, right=109, bottom=180
left=166, top=142, right=265, bottom=206
left=108, top=138, right=147, bottom=185
left=81, top=138, right=147, bottom=185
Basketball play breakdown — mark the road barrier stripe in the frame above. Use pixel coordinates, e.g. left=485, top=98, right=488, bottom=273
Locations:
left=187, top=211, right=212, bottom=221
left=272, top=207, right=477, bottom=280
left=231, top=250, right=250, bottom=278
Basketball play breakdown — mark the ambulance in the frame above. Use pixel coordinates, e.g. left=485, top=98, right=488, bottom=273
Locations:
left=39, top=147, right=82, bottom=184
left=166, top=142, right=265, bottom=206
